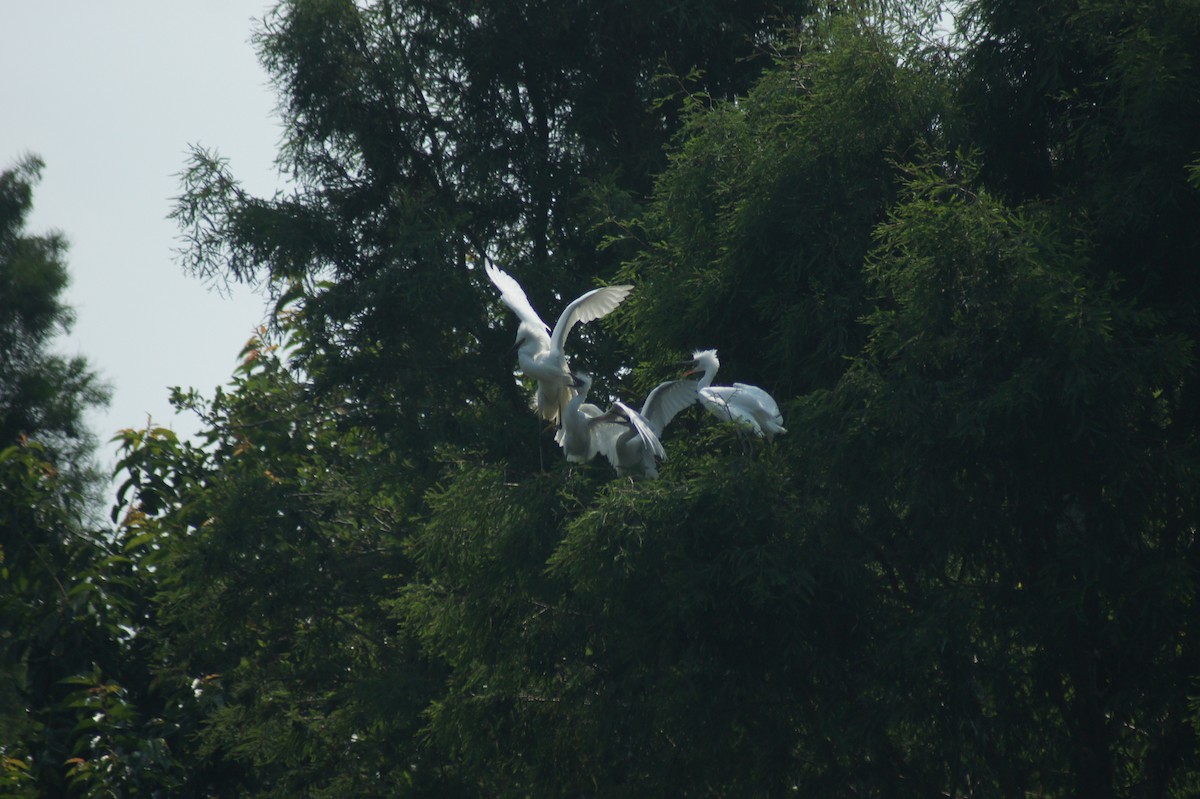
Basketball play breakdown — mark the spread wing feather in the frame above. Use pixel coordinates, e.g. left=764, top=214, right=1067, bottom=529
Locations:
left=548, top=284, right=633, bottom=353
left=640, top=379, right=700, bottom=437
left=485, top=263, right=549, bottom=335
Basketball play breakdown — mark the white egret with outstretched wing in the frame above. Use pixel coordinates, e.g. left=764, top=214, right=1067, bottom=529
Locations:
left=558, top=373, right=696, bottom=478
left=485, top=263, right=632, bottom=425
left=684, top=349, right=786, bottom=441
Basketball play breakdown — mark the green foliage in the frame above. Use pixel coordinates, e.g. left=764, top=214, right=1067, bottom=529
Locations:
left=616, top=17, right=946, bottom=396
left=0, top=437, right=173, bottom=797
left=10, top=0, right=1196, bottom=796
left=0, top=156, right=109, bottom=499
left=109, top=330, right=453, bottom=797
left=812, top=156, right=1200, bottom=795
left=60, top=668, right=185, bottom=798
left=173, top=0, right=815, bottom=475
left=0, top=157, right=154, bottom=798
left=405, top=450, right=832, bottom=796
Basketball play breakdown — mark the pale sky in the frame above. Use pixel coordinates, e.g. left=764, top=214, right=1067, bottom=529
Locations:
left=1, top=3, right=285, bottom=474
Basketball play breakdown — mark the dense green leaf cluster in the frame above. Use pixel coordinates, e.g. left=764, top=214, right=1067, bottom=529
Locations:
left=0, top=161, right=141, bottom=798
left=0, top=158, right=109, bottom=498
left=6, top=0, right=1200, bottom=796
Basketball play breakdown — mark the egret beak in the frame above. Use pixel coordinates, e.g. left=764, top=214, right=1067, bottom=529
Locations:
left=675, top=357, right=698, bottom=376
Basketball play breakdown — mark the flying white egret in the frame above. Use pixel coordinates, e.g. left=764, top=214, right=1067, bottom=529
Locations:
left=557, top=372, right=697, bottom=478
left=485, top=263, right=633, bottom=425
left=684, top=349, right=787, bottom=441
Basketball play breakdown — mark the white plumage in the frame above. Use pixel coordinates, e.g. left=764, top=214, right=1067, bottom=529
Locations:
left=485, top=263, right=632, bottom=425
left=685, top=349, right=787, bottom=441
left=557, top=372, right=697, bottom=478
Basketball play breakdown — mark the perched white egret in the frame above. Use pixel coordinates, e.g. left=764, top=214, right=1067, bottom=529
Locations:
left=606, top=375, right=699, bottom=477
left=555, top=372, right=611, bottom=464
left=558, top=373, right=696, bottom=478
left=555, top=372, right=663, bottom=470
left=485, top=263, right=633, bottom=425
left=599, top=399, right=668, bottom=478
left=684, top=349, right=787, bottom=441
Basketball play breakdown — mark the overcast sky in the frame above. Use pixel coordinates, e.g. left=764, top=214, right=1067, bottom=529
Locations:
left=1, top=3, right=286, bottom=474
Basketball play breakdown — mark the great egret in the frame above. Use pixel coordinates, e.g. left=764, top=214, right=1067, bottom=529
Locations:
left=485, top=263, right=633, bottom=425
left=555, top=372, right=612, bottom=464
left=608, top=375, right=699, bottom=477
left=684, top=349, right=787, bottom=441
left=555, top=372, right=664, bottom=469
left=558, top=372, right=697, bottom=478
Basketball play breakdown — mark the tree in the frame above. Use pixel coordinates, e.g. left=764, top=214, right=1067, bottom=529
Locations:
left=958, top=0, right=1200, bottom=446
left=140, top=2, right=823, bottom=793
left=615, top=16, right=946, bottom=394
left=0, top=157, right=171, bottom=798
left=107, top=329, right=454, bottom=798
left=173, top=0, right=812, bottom=472
left=91, top=0, right=1200, bottom=796
left=812, top=159, right=1199, bottom=796
left=409, top=3, right=1200, bottom=794
left=0, top=156, right=109, bottom=499
left=402, top=14, right=952, bottom=796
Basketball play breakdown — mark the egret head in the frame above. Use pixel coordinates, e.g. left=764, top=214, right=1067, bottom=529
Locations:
left=570, top=372, right=593, bottom=391
left=684, top=348, right=719, bottom=376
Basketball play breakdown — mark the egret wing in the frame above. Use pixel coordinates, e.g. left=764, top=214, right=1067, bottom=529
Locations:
left=555, top=402, right=605, bottom=445
left=698, top=386, right=739, bottom=423
left=548, top=284, right=633, bottom=353
left=585, top=412, right=629, bottom=465
left=731, top=383, right=783, bottom=418
left=485, top=263, right=550, bottom=334
left=640, top=378, right=700, bottom=436
left=613, top=400, right=666, bottom=461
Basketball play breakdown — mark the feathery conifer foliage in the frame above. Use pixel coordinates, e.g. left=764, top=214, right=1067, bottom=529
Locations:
left=11, top=0, right=1200, bottom=795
